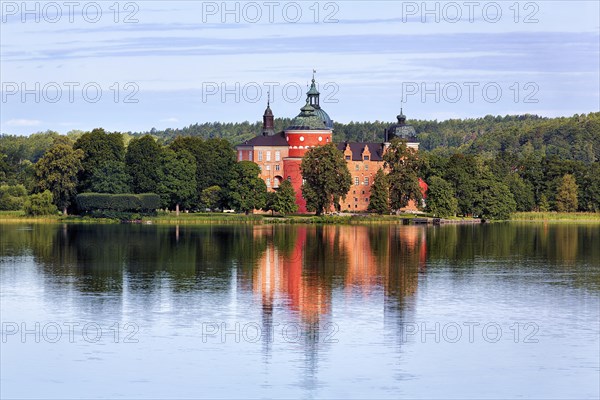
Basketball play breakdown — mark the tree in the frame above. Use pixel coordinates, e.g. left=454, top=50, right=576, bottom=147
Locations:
left=157, top=149, right=197, bottom=215
left=556, top=174, right=578, bottom=212
left=228, top=161, right=267, bottom=214
left=171, top=137, right=237, bottom=209
left=300, top=143, right=351, bottom=215
left=443, top=153, right=481, bottom=215
left=74, top=128, right=127, bottom=192
left=425, top=176, right=458, bottom=217
left=384, top=139, right=423, bottom=211
left=474, top=171, right=516, bottom=220
left=88, top=160, right=131, bottom=194
left=201, top=185, right=222, bottom=211
left=506, top=173, right=535, bottom=212
left=34, top=142, right=83, bottom=215
left=367, top=168, right=390, bottom=214
left=267, top=179, right=298, bottom=216
left=539, top=193, right=550, bottom=212
left=125, top=135, right=162, bottom=193
left=0, top=184, right=28, bottom=210
left=23, top=190, right=57, bottom=216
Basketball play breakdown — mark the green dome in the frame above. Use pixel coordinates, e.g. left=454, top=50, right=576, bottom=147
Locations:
left=287, top=100, right=330, bottom=131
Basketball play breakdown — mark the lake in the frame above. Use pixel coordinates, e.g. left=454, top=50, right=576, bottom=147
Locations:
left=1, top=223, right=599, bottom=399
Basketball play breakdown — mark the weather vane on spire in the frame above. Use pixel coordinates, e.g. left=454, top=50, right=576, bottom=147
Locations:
left=312, top=69, right=316, bottom=80
left=267, top=90, right=270, bottom=106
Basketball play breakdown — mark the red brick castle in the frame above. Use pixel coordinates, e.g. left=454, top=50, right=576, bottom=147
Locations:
left=236, top=73, right=424, bottom=213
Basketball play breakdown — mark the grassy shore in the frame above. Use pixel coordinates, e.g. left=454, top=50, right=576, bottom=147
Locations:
left=0, top=210, right=430, bottom=225
left=510, top=211, right=600, bottom=222
left=2, top=210, right=598, bottom=225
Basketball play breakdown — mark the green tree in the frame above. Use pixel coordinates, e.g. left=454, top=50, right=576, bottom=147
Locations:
left=506, top=173, right=535, bottom=212
left=201, top=185, right=222, bottom=211
left=0, top=184, right=28, bottom=210
left=474, top=171, right=516, bottom=220
left=23, top=190, right=58, bottom=216
left=157, top=149, right=197, bottom=215
left=74, top=128, right=127, bottom=192
left=425, top=176, right=458, bottom=217
left=300, top=143, right=352, bottom=215
left=539, top=193, right=550, bottom=212
left=367, top=168, right=390, bottom=214
left=556, top=174, right=578, bottom=212
left=126, top=135, right=162, bottom=193
left=384, top=139, right=423, bottom=211
left=228, top=161, right=267, bottom=214
left=443, top=153, right=481, bottom=215
left=268, top=179, right=298, bottom=216
left=34, top=142, right=83, bottom=215
left=88, top=160, right=131, bottom=194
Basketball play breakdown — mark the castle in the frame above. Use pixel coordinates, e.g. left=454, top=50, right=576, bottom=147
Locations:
left=235, top=74, right=425, bottom=213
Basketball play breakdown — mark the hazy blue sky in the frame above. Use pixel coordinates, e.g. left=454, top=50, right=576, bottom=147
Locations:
left=1, top=1, right=599, bottom=135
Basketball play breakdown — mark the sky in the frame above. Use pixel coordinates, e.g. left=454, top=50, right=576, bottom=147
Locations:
left=1, top=0, right=599, bottom=135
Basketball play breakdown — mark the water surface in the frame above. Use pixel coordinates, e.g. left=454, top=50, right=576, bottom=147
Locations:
left=1, top=223, right=599, bottom=399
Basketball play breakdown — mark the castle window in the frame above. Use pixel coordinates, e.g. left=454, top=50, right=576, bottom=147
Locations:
left=258, top=151, right=263, bottom=161
left=274, top=177, right=280, bottom=188
left=287, top=176, right=291, bottom=181
left=365, top=164, right=368, bottom=171
left=275, top=164, right=280, bottom=171
left=266, top=151, right=271, bottom=161
left=345, top=155, right=351, bottom=160
left=249, top=151, right=253, bottom=161
left=355, top=164, right=359, bottom=171
left=364, top=155, right=370, bottom=161
left=364, top=177, right=369, bottom=185
left=266, top=165, right=270, bottom=171
left=354, top=177, right=359, bottom=186
left=275, top=151, right=280, bottom=161
left=266, top=178, right=271, bottom=187
left=238, top=151, right=242, bottom=161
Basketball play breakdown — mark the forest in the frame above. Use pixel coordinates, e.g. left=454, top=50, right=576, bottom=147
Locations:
left=1, top=112, right=599, bottom=217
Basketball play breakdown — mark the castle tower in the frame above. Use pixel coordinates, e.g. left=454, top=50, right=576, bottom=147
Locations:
left=262, top=93, right=275, bottom=136
left=283, top=96, right=332, bottom=212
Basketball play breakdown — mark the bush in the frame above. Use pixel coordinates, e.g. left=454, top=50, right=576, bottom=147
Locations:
left=0, top=184, right=28, bottom=210
left=138, top=193, right=161, bottom=213
left=23, top=190, right=58, bottom=216
left=76, top=193, right=160, bottom=215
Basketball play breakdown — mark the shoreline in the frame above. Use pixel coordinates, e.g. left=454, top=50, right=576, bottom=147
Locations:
left=1, top=211, right=598, bottom=225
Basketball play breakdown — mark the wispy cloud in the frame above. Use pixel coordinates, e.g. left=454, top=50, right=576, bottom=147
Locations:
left=4, top=119, right=42, bottom=127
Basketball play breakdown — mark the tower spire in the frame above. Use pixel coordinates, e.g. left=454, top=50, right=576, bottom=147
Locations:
left=307, top=69, right=320, bottom=108
left=262, top=94, right=274, bottom=136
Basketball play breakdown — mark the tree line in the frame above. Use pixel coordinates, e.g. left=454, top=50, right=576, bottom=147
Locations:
left=1, top=112, right=599, bottom=218
left=0, top=129, right=297, bottom=216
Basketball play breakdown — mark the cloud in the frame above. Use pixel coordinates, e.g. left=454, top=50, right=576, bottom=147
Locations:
left=5, top=119, right=41, bottom=127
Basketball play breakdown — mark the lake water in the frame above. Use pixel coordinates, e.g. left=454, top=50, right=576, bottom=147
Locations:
left=1, top=223, right=599, bottom=399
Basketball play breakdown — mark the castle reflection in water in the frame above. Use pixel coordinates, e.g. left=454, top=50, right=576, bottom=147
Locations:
left=240, top=225, right=426, bottom=326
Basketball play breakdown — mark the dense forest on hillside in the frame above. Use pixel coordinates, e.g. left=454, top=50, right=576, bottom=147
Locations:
left=1, top=112, right=599, bottom=216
